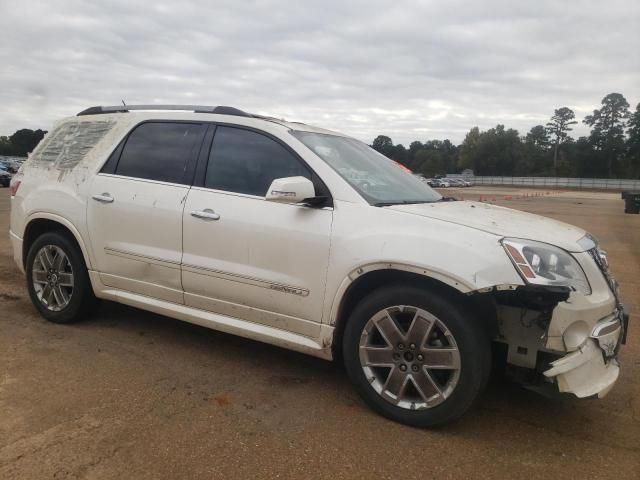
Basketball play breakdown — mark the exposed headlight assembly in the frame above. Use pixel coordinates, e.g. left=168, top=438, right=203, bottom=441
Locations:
left=502, top=238, right=591, bottom=295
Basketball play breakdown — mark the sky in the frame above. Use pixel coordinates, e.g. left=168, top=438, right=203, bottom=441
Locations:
left=1, top=0, right=639, bottom=145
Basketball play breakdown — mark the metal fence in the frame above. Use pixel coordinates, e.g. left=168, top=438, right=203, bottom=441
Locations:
left=469, top=176, right=640, bottom=191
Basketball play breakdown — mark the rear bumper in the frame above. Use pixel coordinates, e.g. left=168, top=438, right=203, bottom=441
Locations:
left=9, top=230, right=24, bottom=273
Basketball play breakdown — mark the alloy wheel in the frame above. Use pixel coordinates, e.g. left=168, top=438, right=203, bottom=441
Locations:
left=32, top=245, right=74, bottom=312
left=359, top=305, right=461, bottom=410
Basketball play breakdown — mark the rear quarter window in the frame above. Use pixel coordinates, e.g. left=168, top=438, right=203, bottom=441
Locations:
left=112, top=122, right=203, bottom=184
left=30, top=119, right=115, bottom=169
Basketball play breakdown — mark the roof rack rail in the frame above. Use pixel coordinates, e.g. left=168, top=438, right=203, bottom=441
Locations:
left=76, top=105, right=252, bottom=117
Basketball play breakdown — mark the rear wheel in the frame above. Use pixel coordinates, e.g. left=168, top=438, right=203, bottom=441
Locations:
left=343, top=285, right=491, bottom=427
left=26, top=231, right=95, bottom=323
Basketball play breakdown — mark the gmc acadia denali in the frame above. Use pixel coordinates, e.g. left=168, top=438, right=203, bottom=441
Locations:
left=9, top=105, right=628, bottom=426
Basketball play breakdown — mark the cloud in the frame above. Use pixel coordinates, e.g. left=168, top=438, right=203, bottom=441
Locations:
left=1, top=0, right=639, bottom=144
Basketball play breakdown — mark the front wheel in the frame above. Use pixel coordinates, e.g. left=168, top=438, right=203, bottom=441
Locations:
left=343, top=285, right=491, bottom=427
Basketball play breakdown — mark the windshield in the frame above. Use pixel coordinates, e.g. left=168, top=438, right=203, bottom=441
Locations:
left=291, top=131, right=442, bottom=205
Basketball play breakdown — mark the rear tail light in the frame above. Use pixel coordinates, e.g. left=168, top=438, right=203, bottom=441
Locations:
left=9, top=176, right=22, bottom=197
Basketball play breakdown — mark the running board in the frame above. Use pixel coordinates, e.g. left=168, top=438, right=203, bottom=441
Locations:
left=97, top=287, right=334, bottom=360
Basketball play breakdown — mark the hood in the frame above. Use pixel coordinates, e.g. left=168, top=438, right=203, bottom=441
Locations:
left=387, top=201, right=588, bottom=252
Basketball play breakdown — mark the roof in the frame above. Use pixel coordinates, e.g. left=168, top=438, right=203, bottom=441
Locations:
left=75, top=104, right=350, bottom=138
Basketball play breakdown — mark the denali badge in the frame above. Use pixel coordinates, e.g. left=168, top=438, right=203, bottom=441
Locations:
left=269, top=284, right=309, bottom=296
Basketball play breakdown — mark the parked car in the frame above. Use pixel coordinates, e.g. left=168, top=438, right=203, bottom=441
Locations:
left=0, top=167, right=12, bottom=187
left=432, top=179, right=450, bottom=188
left=414, top=174, right=434, bottom=186
left=1, top=160, right=19, bottom=174
left=446, top=178, right=465, bottom=187
left=9, top=105, right=628, bottom=427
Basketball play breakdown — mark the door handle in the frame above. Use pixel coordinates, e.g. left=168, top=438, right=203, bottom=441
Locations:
left=191, top=209, right=220, bottom=221
left=92, top=193, right=114, bottom=203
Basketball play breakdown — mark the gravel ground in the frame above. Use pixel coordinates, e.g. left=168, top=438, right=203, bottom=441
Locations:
left=1, top=187, right=638, bottom=479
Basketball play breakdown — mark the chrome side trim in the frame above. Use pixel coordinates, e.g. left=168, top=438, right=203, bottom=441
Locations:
left=104, top=247, right=181, bottom=269
left=184, top=292, right=319, bottom=338
left=188, top=186, right=334, bottom=210
left=182, top=263, right=310, bottom=297
left=95, top=285, right=333, bottom=361
left=97, top=173, right=190, bottom=189
left=188, top=185, right=263, bottom=200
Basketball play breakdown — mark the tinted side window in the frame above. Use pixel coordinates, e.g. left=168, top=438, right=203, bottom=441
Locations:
left=205, top=126, right=310, bottom=196
left=115, top=122, right=202, bottom=184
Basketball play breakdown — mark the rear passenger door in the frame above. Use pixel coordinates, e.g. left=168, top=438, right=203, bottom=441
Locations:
left=181, top=125, right=333, bottom=337
left=87, top=121, right=205, bottom=303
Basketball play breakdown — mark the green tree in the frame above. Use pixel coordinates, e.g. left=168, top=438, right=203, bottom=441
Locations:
left=546, top=107, right=577, bottom=171
left=371, top=135, right=395, bottom=158
left=526, top=125, right=550, bottom=148
left=392, top=144, right=408, bottom=164
left=626, top=103, right=640, bottom=178
left=9, top=128, right=46, bottom=157
left=413, top=148, right=443, bottom=177
left=568, top=137, right=600, bottom=177
left=523, top=125, right=551, bottom=175
left=458, top=127, right=480, bottom=170
left=0, top=136, right=14, bottom=156
left=406, top=141, right=424, bottom=170
left=583, top=93, right=630, bottom=177
left=459, top=125, right=523, bottom=176
left=440, top=139, right=458, bottom=174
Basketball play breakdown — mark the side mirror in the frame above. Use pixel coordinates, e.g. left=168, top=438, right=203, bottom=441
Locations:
left=265, top=176, right=315, bottom=204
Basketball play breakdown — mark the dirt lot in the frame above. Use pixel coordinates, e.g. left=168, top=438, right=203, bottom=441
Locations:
left=1, top=186, right=638, bottom=479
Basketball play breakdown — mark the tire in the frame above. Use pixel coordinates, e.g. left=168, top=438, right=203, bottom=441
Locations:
left=343, top=285, right=491, bottom=427
left=25, top=231, right=96, bottom=324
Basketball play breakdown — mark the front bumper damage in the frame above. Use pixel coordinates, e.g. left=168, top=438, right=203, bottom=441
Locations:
left=490, top=256, right=628, bottom=399
left=544, top=307, right=627, bottom=398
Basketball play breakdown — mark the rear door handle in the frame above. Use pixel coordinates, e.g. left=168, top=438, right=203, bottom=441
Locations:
left=92, top=193, right=114, bottom=203
left=191, top=209, right=220, bottom=221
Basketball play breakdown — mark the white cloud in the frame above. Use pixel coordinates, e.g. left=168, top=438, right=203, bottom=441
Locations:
left=0, top=0, right=639, bottom=144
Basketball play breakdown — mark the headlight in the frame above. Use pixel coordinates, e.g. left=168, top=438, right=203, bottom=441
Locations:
left=502, top=238, right=591, bottom=295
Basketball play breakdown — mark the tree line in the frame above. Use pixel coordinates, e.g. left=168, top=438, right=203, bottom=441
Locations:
left=372, top=93, right=640, bottom=179
left=0, top=129, right=47, bottom=157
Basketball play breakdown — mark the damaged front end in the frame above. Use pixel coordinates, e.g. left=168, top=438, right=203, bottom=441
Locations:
left=478, top=241, right=629, bottom=399
left=492, top=285, right=627, bottom=398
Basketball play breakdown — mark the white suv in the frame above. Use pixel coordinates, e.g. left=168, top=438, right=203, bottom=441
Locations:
left=9, top=105, right=627, bottom=427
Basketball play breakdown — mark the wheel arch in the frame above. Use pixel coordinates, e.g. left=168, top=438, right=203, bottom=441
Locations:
left=329, top=265, right=497, bottom=360
left=22, top=214, right=93, bottom=271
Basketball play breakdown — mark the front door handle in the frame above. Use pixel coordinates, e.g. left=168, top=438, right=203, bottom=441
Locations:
left=191, top=209, right=220, bottom=221
left=92, top=193, right=114, bottom=203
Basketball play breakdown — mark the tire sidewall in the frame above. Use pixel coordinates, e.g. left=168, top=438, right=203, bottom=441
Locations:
left=343, top=285, right=491, bottom=427
left=25, top=231, right=92, bottom=323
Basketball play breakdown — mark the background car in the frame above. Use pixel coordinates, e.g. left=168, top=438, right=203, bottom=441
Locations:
left=1, top=160, right=19, bottom=174
left=432, top=179, right=450, bottom=187
left=446, top=178, right=467, bottom=187
left=0, top=167, right=12, bottom=187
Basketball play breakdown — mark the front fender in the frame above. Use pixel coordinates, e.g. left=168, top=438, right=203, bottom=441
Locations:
left=323, top=201, right=524, bottom=325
